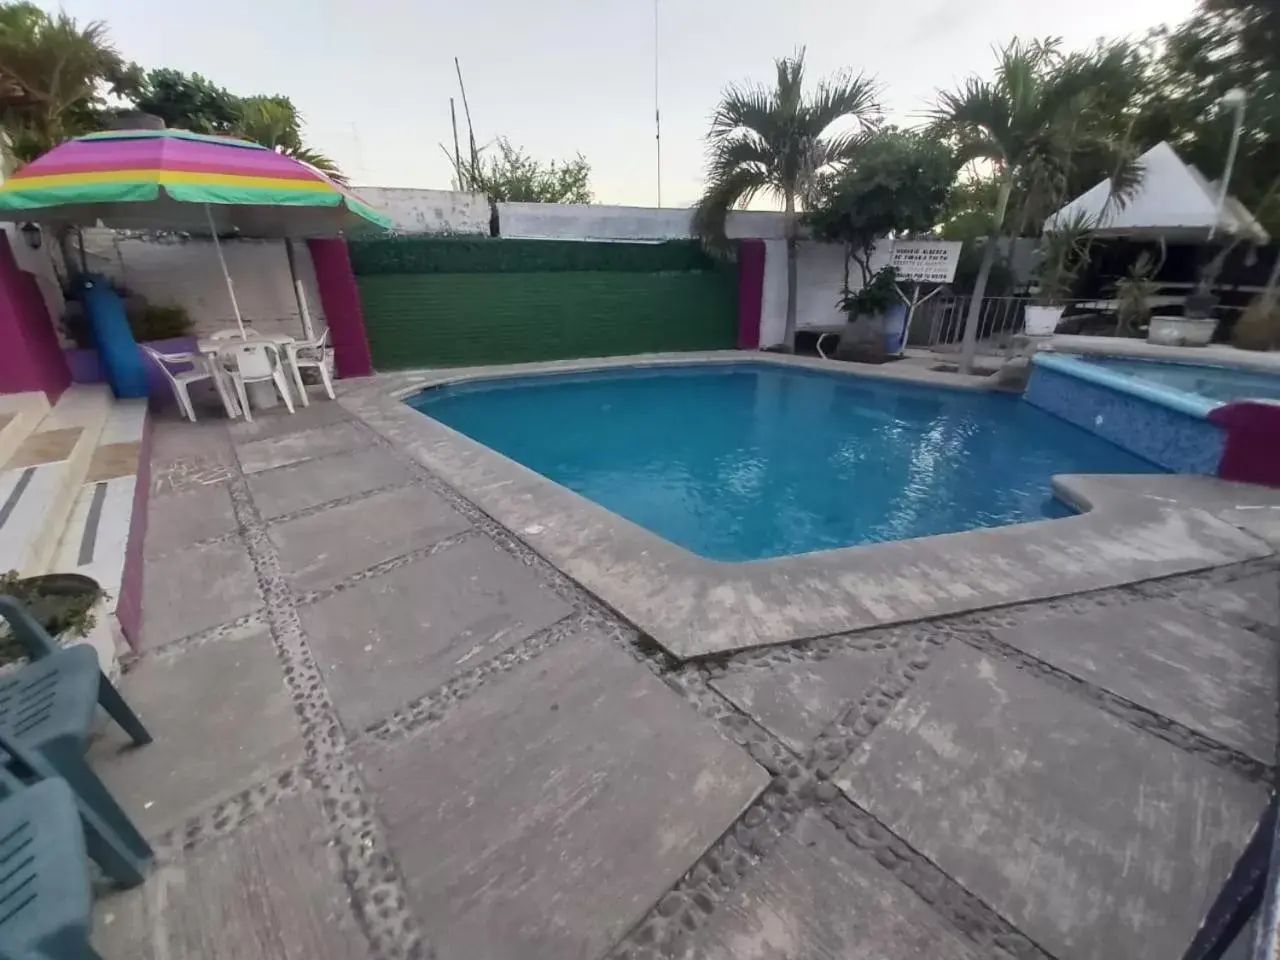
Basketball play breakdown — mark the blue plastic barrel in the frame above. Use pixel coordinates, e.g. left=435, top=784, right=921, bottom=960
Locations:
left=77, top=275, right=148, bottom=399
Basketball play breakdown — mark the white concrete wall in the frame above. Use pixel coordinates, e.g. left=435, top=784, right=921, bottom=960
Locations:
left=78, top=230, right=325, bottom=341
left=497, top=202, right=789, bottom=241
left=758, top=240, right=891, bottom=347
left=355, top=186, right=490, bottom=235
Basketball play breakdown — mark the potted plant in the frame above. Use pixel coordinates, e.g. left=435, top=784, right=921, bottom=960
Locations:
left=1113, top=252, right=1158, bottom=337
left=1151, top=246, right=1227, bottom=346
left=0, top=571, right=113, bottom=676
left=834, top=266, right=901, bottom=364
left=1027, top=211, right=1095, bottom=337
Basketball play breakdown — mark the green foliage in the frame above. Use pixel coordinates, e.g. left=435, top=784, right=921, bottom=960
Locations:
left=1233, top=293, right=1280, bottom=351
left=928, top=38, right=1145, bottom=238
left=456, top=137, right=592, bottom=204
left=693, top=48, right=881, bottom=348
left=130, top=303, right=192, bottom=341
left=0, top=1, right=141, bottom=163
left=1034, top=209, right=1096, bottom=304
left=808, top=128, right=956, bottom=280
left=1136, top=0, right=1280, bottom=234
left=1114, top=252, right=1159, bottom=335
left=0, top=570, right=103, bottom=664
left=838, top=265, right=899, bottom=316
left=693, top=49, right=881, bottom=246
left=132, top=68, right=239, bottom=134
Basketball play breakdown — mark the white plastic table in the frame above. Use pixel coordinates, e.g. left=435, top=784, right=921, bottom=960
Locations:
left=197, top=331, right=298, bottom=413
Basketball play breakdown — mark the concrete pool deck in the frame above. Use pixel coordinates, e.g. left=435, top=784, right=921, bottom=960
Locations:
left=86, top=379, right=1280, bottom=960
left=345, top=351, right=1277, bottom=658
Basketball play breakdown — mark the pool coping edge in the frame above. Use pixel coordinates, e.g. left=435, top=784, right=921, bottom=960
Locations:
left=340, top=352, right=1277, bottom=660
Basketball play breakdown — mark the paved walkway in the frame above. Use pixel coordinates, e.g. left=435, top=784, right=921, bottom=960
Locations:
left=86, top=395, right=1279, bottom=960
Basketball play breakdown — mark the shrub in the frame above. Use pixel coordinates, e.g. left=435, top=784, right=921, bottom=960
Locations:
left=1233, top=296, right=1280, bottom=352
left=0, top=571, right=105, bottom=666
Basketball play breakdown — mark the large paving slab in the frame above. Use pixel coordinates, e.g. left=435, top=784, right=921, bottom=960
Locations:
left=992, top=600, right=1276, bottom=760
left=677, top=811, right=978, bottom=960
left=301, top=536, right=572, bottom=731
left=144, top=481, right=238, bottom=556
left=141, top=537, right=261, bottom=646
left=248, top=446, right=415, bottom=520
left=1185, top=573, right=1280, bottom=630
left=90, top=628, right=304, bottom=834
left=270, top=483, right=471, bottom=591
left=836, top=643, right=1267, bottom=960
left=357, top=626, right=768, bottom=960
left=710, top=642, right=896, bottom=752
left=237, top=421, right=370, bottom=474
left=229, top=398, right=352, bottom=443
left=92, top=793, right=370, bottom=960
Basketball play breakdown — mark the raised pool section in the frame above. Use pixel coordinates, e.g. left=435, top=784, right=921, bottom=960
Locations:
left=1026, top=353, right=1236, bottom=474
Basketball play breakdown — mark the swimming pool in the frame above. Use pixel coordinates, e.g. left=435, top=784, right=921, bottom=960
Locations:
left=409, top=363, right=1160, bottom=562
left=1081, top=356, right=1280, bottom=404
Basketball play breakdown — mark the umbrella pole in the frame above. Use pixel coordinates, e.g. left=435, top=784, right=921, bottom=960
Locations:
left=283, top=239, right=316, bottom=342
left=205, top=204, right=246, bottom=337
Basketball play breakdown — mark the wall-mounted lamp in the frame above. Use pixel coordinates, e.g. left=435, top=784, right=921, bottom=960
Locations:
left=19, top=222, right=42, bottom=251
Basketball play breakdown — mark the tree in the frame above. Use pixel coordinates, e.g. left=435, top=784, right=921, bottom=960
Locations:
left=928, top=38, right=1144, bottom=371
left=1136, top=0, right=1280, bottom=235
left=131, top=68, right=239, bottom=135
left=693, top=49, right=881, bottom=350
left=807, top=129, right=956, bottom=361
left=0, top=1, right=140, bottom=163
left=452, top=137, right=592, bottom=204
left=230, top=95, right=346, bottom=185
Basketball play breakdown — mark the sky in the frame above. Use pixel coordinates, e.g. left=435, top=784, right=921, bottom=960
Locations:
left=48, top=0, right=1197, bottom=207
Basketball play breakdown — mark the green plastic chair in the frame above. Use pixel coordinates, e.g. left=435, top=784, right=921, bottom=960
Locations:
left=0, top=772, right=99, bottom=959
left=0, top=596, right=153, bottom=887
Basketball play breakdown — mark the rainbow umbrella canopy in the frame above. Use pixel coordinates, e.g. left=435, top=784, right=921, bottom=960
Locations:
left=0, top=129, right=391, bottom=235
left=0, top=129, right=392, bottom=337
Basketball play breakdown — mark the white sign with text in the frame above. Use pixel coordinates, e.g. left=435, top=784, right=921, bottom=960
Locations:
left=889, top=240, right=962, bottom=284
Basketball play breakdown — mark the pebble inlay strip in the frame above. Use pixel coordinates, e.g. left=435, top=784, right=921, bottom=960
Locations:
left=222, top=450, right=432, bottom=960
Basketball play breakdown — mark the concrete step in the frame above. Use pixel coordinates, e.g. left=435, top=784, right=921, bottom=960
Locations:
left=0, top=392, right=50, bottom=470
left=0, top=385, right=113, bottom=576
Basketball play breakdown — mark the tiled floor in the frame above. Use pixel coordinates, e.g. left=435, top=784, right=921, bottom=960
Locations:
left=87, top=395, right=1279, bottom=960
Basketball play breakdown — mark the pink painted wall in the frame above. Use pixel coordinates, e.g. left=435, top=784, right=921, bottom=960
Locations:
left=115, top=410, right=151, bottom=651
left=0, top=233, right=70, bottom=400
left=1209, top=400, right=1280, bottom=488
left=736, top=239, right=764, bottom=350
left=307, top=238, right=373, bottom=378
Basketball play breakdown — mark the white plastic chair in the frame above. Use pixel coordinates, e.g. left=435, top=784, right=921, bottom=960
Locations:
left=284, top=330, right=335, bottom=406
left=220, top=341, right=295, bottom=423
left=140, top=345, right=239, bottom=422
left=208, top=328, right=262, bottom=341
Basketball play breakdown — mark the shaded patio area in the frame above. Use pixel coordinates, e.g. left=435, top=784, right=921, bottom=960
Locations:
left=85, top=387, right=1279, bottom=960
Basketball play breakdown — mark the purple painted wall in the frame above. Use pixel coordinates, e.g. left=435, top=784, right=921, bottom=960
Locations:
left=0, top=233, right=71, bottom=400
left=307, top=238, right=373, bottom=378
left=65, top=335, right=198, bottom=407
left=736, top=239, right=764, bottom=350
left=1210, top=400, right=1280, bottom=488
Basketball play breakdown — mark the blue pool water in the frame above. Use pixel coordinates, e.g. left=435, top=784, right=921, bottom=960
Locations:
left=1082, top=357, right=1280, bottom=404
left=409, top=364, right=1163, bottom=561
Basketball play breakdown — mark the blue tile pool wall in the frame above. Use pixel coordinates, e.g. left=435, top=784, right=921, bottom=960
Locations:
left=1024, top=366, right=1225, bottom=474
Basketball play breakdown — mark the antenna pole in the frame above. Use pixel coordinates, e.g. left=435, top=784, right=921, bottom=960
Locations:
left=654, top=0, right=662, bottom=207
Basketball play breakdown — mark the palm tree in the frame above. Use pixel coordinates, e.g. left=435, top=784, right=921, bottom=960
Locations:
left=232, top=95, right=347, bottom=185
left=928, top=38, right=1144, bottom=371
left=693, top=50, right=881, bottom=350
left=0, top=2, right=139, bottom=164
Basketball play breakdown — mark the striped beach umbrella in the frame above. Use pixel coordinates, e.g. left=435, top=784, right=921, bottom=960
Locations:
left=0, top=129, right=392, bottom=335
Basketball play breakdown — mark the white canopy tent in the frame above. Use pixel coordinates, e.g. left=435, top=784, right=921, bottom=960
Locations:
left=1047, top=141, right=1269, bottom=243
